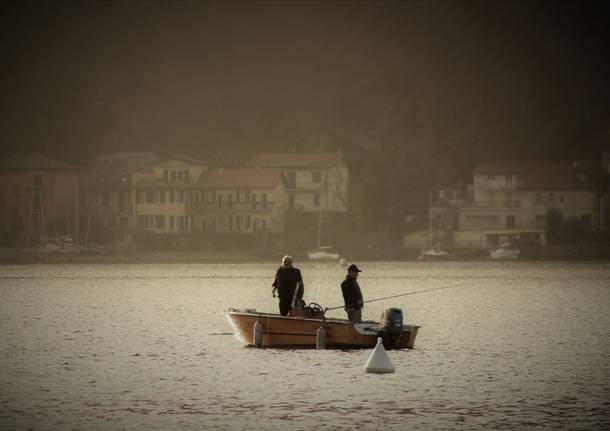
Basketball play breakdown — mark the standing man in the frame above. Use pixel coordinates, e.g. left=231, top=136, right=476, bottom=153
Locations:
left=272, top=255, right=304, bottom=316
left=341, top=264, right=363, bottom=323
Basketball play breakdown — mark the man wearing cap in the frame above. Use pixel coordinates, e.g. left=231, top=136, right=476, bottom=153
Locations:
left=341, top=264, right=364, bottom=323
left=272, top=255, right=304, bottom=316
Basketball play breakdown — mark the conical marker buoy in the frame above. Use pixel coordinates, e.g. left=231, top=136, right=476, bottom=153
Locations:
left=364, top=337, right=395, bottom=373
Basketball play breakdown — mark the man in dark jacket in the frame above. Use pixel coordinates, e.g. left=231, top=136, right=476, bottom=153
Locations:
left=341, top=264, right=363, bottom=323
left=272, top=255, right=304, bottom=316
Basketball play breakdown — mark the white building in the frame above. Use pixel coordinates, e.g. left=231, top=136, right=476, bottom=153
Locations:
left=455, top=161, right=601, bottom=247
left=131, top=155, right=208, bottom=233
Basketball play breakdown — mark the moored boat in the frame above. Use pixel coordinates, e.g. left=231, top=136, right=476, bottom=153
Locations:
left=307, top=246, right=341, bottom=261
left=226, top=307, right=420, bottom=349
left=489, top=246, right=520, bottom=260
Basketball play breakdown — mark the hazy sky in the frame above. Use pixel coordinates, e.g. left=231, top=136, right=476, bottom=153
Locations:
left=1, top=1, right=609, bottom=164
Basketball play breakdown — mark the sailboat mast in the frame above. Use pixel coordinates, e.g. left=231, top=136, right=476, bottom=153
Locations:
left=316, top=209, right=322, bottom=249
left=428, top=189, right=432, bottom=247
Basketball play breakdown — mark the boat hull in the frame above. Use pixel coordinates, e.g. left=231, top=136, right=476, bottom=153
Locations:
left=226, top=310, right=419, bottom=349
left=489, top=248, right=520, bottom=260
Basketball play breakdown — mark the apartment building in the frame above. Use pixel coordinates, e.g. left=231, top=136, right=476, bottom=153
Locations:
left=245, top=151, right=348, bottom=213
left=131, top=155, right=207, bottom=233
left=0, top=154, right=79, bottom=241
left=191, top=168, right=287, bottom=233
left=81, top=153, right=157, bottom=239
left=455, top=161, right=601, bottom=247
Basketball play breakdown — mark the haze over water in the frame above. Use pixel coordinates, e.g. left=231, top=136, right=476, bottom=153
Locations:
left=1, top=261, right=609, bottom=430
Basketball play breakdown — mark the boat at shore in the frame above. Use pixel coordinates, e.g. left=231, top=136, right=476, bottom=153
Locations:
left=226, top=307, right=420, bottom=349
left=307, top=246, right=341, bottom=261
left=489, top=245, right=520, bottom=260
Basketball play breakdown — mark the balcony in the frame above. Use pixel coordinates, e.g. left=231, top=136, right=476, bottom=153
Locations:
left=459, top=200, right=521, bottom=209
left=187, top=201, right=275, bottom=212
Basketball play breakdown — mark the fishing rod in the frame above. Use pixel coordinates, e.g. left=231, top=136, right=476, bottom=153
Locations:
left=324, top=283, right=464, bottom=311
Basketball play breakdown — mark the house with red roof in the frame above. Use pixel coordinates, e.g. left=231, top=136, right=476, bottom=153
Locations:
left=192, top=168, right=288, bottom=233
left=0, top=154, right=80, bottom=243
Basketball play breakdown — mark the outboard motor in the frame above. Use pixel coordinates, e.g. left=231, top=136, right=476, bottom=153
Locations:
left=379, top=308, right=403, bottom=349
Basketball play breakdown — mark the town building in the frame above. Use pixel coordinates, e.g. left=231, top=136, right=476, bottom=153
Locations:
left=0, top=154, right=80, bottom=244
left=245, top=151, right=348, bottom=213
left=80, top=153, right=158, bottom=242
left=131, top=155, right=208, bottom=233
left=454, top=161, right=603, bottom=248
left=192, top=168, right=288, bottom=233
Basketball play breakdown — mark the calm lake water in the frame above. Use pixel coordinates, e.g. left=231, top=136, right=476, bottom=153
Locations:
left=1, top=261, right=609, bottom=430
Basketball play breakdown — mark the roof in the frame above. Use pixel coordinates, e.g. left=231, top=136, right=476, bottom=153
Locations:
left=245, top=152, right=343, bottom=168
left=475, top=161, right=602, bottom=190
left=81, top=170, right=131, bottom=189
left=97, top=152, right=158, bottom=169
left=154, top=155, right=207, bottom=165
left=0, top=154, right=79, bottom=171
left=198, top=168, right=284, bottom=189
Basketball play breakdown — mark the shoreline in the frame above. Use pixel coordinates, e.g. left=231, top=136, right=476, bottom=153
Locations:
left=1, top=244, right=610, bottom=264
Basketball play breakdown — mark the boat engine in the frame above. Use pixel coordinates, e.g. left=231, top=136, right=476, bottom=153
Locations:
left=379, top=308, right=403, bottom=349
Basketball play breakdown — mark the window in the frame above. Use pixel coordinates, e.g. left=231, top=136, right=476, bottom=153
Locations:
left=170, top=216, right=175, bottom=230
left=487, top=174, right=495, bottom=181
left=155, top=215, right=165, bottom=229
left=184, top=170, right=189, bottom=182
left=137, top=215, right=155, bottom=229
left=102, top=192, right=109, bottom=207
left=171, top=171, right=176, bottom=183
left=535, top=193, right=542, bottom=205
left=287, top=172, right=296, bottom=188
left=107, top=216, right=117, bottom=229
left=581, top=214, right=592, bottom=228
left=177, top=171, right=184, bottom=182
left=170, top=190, right=175, bottom=203
left=245, top=215, right=251, bottom=229
left=158, top=190, right=165, bottom=203
left=119, top=192, right=126, bottom=212
left=312, top=172, right=322, bottom=183
left=506, top=215, right=515, bottom=228
left=178, top=191, right=184, bottom=204
left=313, top=194, right=320, bottom=207
left=145, top=190, right=155, bottom=203
left=163, top=170, right=169, bottom=183
left=288, top=194, right=295, bottom=210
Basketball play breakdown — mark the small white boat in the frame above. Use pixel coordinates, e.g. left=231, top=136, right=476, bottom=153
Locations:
left=308, top=246, right=341, bottom=261
left=489, top=247, right=520, bottom=260
left=418, top=247, right=450, bottom=260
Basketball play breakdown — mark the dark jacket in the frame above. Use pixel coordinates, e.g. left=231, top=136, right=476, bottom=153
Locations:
left=341, top=276, right=363, bottom=309
left=273, top=267, right=304, bottom=300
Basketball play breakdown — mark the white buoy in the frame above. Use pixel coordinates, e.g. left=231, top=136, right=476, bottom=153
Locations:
left=253, top=316, right=262, bottom=347
left=316, top=326, right=326, bottom=350
left=364, top=337, right=395, bottom=373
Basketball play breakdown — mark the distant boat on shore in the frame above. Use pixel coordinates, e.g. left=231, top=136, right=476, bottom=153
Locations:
left=489, top=245, right=520, bottom=261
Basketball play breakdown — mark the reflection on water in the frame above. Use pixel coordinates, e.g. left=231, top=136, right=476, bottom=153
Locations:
left=1, top=262, right=609, bottom=430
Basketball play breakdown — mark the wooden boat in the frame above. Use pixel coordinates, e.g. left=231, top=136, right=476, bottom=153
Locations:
left=226, top=308, right=420, bottom=349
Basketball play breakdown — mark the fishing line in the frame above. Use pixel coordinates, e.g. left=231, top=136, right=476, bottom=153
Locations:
left=325, top=283, right=465, bottom=311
